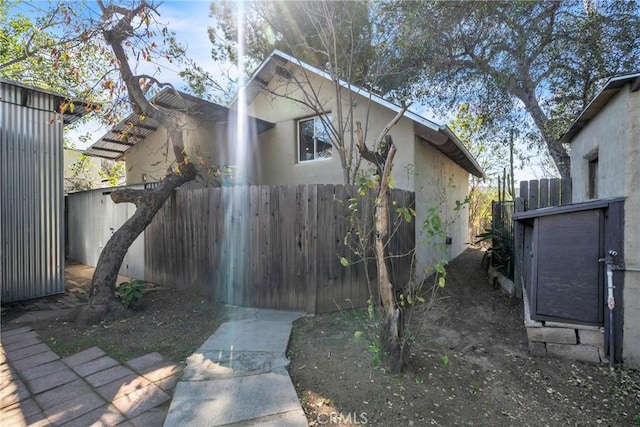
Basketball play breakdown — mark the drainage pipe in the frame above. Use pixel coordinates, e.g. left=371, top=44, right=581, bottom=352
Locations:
left=605, top=250, right=617, bottom=370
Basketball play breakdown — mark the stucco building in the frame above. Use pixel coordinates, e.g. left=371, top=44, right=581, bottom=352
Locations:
left=559, top=72, right=640, bottom=367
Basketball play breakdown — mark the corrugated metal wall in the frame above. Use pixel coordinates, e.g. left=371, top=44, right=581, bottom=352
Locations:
left=1, top=81, right=65, bottom=302
left=67, top=186, right=145, bottom=280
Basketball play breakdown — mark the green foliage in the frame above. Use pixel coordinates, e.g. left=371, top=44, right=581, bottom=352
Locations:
left=116, top=280, right=146, bottom=309
left=99, top=160, right=125, bottom=187
left=340, top=176, right=466, bottom=369
left=449, top=103, right=512, bottom=179
left=353, top=298, right=382, bottom=366
left=440, top=354, right=449, bottom=368
left=1, top=0, right=111, bottom=100
left=467, top=186, right=497, bottom=241
left=209, top=1, right=373, bottom=84
left=477, top=223, right=514, bottom=280
left=378, top=1, right=640, bottom=176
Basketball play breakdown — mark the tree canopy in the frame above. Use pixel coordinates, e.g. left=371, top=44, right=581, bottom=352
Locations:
left=0, top=0, right=110, bottom=100
left=208, top=0, right=374, bottom=85
left=378, top=0, right=640, bottom=177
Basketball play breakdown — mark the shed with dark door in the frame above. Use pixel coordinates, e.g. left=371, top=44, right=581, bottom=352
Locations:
left=513, top=198, right=625, bottom=362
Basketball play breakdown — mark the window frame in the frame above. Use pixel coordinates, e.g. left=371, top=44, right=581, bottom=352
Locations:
left=297, top=113, right=333, bottom=163
left=585, top=148, right=599, bottom=199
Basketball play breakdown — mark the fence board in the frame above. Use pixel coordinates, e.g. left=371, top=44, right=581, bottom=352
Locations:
left=539, top=179, right=549, bottom=208
left=549, top=179, right=560, bottom=206
left=561, top=178, right=573, bottom=205
left=520, top=181, right=529, bottom=211
left=529, top=180, right=539, bottom=210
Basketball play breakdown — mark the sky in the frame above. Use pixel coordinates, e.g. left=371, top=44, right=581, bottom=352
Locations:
left=15, top=0, right=546, bottom=181
left=64, top=1, right=222, bottom=149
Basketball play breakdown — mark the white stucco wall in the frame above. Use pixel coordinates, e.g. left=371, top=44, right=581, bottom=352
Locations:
left=569, top=84, right=640, bottom=368
left=414, top=137, right=470, bottom=275
left=245, top=68, right=416, bottom=190
left=124, top=117, right=230, bottom=185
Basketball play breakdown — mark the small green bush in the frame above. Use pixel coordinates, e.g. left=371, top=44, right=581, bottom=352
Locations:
left=116, top=279, right=146, bottom=309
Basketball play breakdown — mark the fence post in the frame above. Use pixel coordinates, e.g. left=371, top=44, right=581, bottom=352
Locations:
left=513, top=198, right=525, bottom=298
left=561, top=177, right=573, bottom=205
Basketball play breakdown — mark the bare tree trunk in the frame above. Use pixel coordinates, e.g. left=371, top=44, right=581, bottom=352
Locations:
left=512, top=85, right=571, bottom=178
left=374, top=142, right=408, bottom=372
left=354, top=104, right=408, bottom=371
left=77, top=164, right=196, bottom=324
left=76, top=2, right=201, bottom=323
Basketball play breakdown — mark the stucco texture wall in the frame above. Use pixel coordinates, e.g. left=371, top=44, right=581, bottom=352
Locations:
left=64, top=149, right=104, bottom=193
left=569, top=84, right=640, bottom=368
left=124, top=117, right=229, bottom=185
left=245, top=68, right=416, bottom=190
left=413, top=138, right=470, bottom=274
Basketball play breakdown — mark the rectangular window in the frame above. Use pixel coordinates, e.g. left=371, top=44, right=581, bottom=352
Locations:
left=588, top=157, right=598, bottom=199
left=585, top=148, right=599, bottom=199
left=298, top=114, right=333, bottom=162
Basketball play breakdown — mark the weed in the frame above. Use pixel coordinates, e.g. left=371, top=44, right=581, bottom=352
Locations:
left=116, top=279, right=146, bottom=308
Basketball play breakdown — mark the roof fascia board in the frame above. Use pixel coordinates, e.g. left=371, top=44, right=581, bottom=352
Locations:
left=560, top=72, right=640, bottom=144
left=267, top=50, right=443, bottom=133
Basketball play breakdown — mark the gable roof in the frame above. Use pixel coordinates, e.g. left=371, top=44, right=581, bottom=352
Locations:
left=236, top=50, right=484, bottom=178
left=85, top=89, right=274, bottom=161
left=0, top=78, right=96, bottom=125
left=559, top=72, right=640, bottom=145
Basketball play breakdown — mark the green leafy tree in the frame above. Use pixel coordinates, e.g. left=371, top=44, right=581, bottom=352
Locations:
left=0, top=0, right=109, bottom=99
left=449, top=104, right=509, bottom=238
left=99, top=160, right=125, bottom=187
left=379, top=0, right=640, bottom=177
left=208, top=0, right=373, bottom=85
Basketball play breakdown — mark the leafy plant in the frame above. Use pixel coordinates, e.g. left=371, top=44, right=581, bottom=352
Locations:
left=476, top=220, right=514, bottom=280
left=116, top=279, right=146, bottom=309
left=353, top=298, right=382, bottom=366
left=440, top=354, right=449, bottom=368
left=340, top=176, right=466, bottom=371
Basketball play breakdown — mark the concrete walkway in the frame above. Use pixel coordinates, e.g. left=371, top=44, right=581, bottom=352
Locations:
left=0, top=326, right=181, bottom=426
left=163, top=307, right=308, bottom=427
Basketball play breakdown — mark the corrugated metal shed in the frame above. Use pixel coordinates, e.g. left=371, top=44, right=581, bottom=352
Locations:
left=85, top=89, right=274, bottom=161
left=0, top=79, right=94, bottom=302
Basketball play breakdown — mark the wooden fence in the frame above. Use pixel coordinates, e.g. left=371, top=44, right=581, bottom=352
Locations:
left=144, top=185, right=415, bottom=313
left=517, top=177, right=572, bottom=211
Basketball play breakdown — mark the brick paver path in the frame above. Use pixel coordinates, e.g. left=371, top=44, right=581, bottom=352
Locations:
left=1, top=326, right=182, bottom=426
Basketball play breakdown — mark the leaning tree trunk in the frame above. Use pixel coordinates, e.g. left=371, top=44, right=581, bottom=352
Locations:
left=77, top=164, right=196, bottom=324
left=77, top=1, right=203, bottom=324
left=374, top=142, right=408, bottom=372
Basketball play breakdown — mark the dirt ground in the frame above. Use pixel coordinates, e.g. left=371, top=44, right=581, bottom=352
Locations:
left=287, top=249, right=640, bottom=426
left=2, top=250, right=639, bottom=426
left=1, top=269, right=224, bottom=365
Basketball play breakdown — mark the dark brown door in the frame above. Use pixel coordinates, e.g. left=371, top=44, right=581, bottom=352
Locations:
left=532, top=210, right=603, bottom=324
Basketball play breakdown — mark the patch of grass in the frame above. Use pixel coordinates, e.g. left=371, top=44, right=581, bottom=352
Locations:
left=36, top=290, right=223, bottom=364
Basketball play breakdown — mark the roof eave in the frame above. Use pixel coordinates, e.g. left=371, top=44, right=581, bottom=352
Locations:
left=239, top=50, right=484, bottom=178
left=559, top=72, right=640, bottom=145
left=0, top=78, right=99, bottom=125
